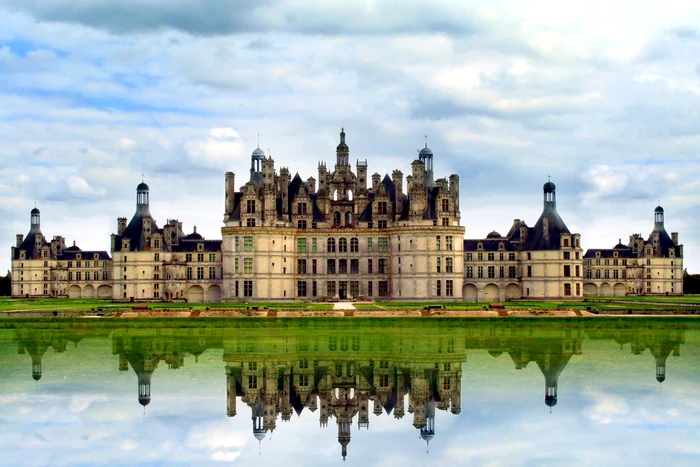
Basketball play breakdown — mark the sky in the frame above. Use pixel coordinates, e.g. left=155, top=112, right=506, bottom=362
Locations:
left=1, top=327, right=700, bottom=465
left=1, top=0, right=700, bottom=272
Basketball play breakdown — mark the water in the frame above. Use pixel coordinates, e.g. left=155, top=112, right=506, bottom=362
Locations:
left=1, top=318, right=699, bottom=466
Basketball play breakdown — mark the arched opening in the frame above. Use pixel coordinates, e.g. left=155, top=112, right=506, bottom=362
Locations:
left=348, top=190, right=353, bottom=201
left=333, top=190, right=338, bottom=201
left=505, top=283, right=521, bottom=300
left=97, top=285, right=112, bottom=298
left=68, top=285, right=81, bottom=299
left=207, top=285, right=222, bottom=302
left=82, top=285, right=95, bottom=299
left=583, top=283, right=597, bottom=296
left=333, top=211, right=341, bottom=226
left=462, top=284, right=478, bottom=302
left=600, top=283, right=612, bottom=296
left=613, top=283, right=626, bottom=296
left=345, top=211, right=352, bottom=227
left=188, top=285, right=204, bottom=303
left=483, top=283, right=500, bottom=302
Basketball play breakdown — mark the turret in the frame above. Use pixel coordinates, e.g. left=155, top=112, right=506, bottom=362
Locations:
left=371, top=173, right=381, bottom=191
left=411, top=159, right=425, bottom=188
left=250, top=146, right=265, bottom=187
left=336, top=127, right=349, bottom=168
left=357, top=160, right=368, bottom=193
left=307, top=177, right=316, bottom=195
left=418, top=141, right=434, bottom=187
left=392, top=170, right=403, bottom=196
left=135, top=182, right=151, bottom=217
left=16, top=234, right=23, bottom=247
left=117, top=217, right=127, bottom=235
left=30, top=207, right=41, bottom=232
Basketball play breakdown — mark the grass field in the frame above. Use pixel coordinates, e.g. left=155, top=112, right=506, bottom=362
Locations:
left=1, top=295, right=700, bottom=313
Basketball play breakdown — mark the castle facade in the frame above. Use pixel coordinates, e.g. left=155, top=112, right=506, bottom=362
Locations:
left=10, top=129, right=684, bottom=301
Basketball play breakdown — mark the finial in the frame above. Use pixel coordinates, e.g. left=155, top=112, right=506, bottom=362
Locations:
left=658, top=198, right=661, bottom=206
left=142, top=173, right=144, bottom=183
left=257, top=133, right=260, bottom=148
left=425, top=134, right=428, bottom=148
left=34, top=201, right=36, bottom=208
left=547, top=175, right=551, bottom=182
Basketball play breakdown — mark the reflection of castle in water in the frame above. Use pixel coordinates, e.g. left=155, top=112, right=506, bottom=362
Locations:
left=12, top=322, right=687, bottom=459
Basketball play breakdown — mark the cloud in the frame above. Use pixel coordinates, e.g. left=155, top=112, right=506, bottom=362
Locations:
left=183, top=127, right=248, bottom=170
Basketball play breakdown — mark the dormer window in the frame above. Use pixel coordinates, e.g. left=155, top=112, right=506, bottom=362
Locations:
left=477, top=243, right=483, bottom=250
left=76, top=253, right=81, bottom=260
left=595, top=251, right=601, bottom=258
left=94, top=253, right=99, bottom=260
left=613, top=251, right=618, bottom=258
left=197, top=243, right=204, bottom=251
left=563, top=237, right=569, bottom=247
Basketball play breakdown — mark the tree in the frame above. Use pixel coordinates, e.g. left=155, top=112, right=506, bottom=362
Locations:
left=0, top=271, right=10, bottom=296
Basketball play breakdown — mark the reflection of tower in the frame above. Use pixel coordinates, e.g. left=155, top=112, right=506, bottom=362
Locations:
left=650, top=340, right=674, bottom=383
left=420, top=400, right=436, bottom=451
left=534, top=345, right=574, bottom=410
left=338, top=417, right=351, bottom=461
left=128, top=357, right=156, bottom=408
left=252, top=399, right=266, bottom=441
left=30, top=348, right=46, bottom=382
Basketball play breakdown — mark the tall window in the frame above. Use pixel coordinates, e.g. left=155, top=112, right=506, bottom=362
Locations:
left=436, top=280, right=442, bottom=296
left=466, top=266, right=473, bottom=278
left=367, top=238, right=373, bottom=252
left=509, top=266, right=517, bottom=278
left=246, top=200, right=256, bottom=213
left=378, top=281, right=388, bottom=297
left=186, top=267, right=193, bottom=280
left=244, top=236, right=253, bottom=252
left=327, top=238, right=336, bottom=253
left=244, top=258, right=253, bottom=274
left=297, top=259, right=307, bottom=274
left=297, top=281, right=307, bottom=297
left=197, top=267, right=204, bottom=279
left=244, top=280, right=253, bottom=297
left=368, top=281, right=373, bottom=296
left=446, top=236, right=453, bottom=251
left=441, top=199, right=449, bottom=211
left=437, top=257, right=441, bottom=273
left=350, top=238, right=359, bottom=252
left=297, top=238, right=307, bottom=253
left=436, top=236, right=441, bottom=251
left=446, top=280, right=454, bottom=297
left=350, top=259, right=359, bottom=274
left=488, top=253, right=495, bottom=261
left=339, top=259, right=347, bottom=274
left=209, top=267, right=216, bottom=279
left=478, top=266, right=484, bottom=278
left=327, top=259, right=336, bottom=274
left=234, top=258, right=239, bottom=274
left=367, top=259, right=373, bottom=274
left=312, top=259, right=317, bottom=275
left=379, top=259, right=388, bottom=274
left=312, top=238, right=317, bottom=253
left=297, top=202, right=307, bottom=215
left=339, top=238, right=348, bottom=253
left=377, top=201, right=388, bottom=215
left=197, top=253, right=204, bottom=262
left=378, top=238, right=388, bottom=253
left=487, top=266, right=495, bottom=279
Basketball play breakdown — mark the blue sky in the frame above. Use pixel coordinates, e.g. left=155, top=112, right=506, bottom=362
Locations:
left=1, top=0, right=700, bottom=272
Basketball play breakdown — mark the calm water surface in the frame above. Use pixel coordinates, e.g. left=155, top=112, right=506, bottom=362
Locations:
left=1, top=318, right=699, bottom=466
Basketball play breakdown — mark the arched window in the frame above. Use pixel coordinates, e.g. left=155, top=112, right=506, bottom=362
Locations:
left=333, top=190, right=338, bottom=201
left=350, top=238, right=359, bottom=253
left=345, top=211, right=352, bottom=226
left=348, top=190, right=353, bottom=201
left=327, top=238, right=336, bottom=253
left=339, top=238, right=348, bottom=253
left=334, top=211, right=341, bottom=226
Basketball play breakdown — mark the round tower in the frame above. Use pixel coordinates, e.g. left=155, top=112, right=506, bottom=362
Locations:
left=30, top=207, right=41, bottom=232
left=135, top=181, right=151, bottom=217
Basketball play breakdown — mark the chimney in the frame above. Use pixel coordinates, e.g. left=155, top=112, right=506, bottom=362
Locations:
left=672, top=232, right=679, bottom=245
left=225, top=172, right=235, bottom=215
left=372, top=173, right=381, bottom=191
left=16, top=234, right=24, bottom=247
left=117, top=217, right=127, bottom=235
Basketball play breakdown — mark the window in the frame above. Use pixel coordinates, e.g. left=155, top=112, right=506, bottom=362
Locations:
left=350, top=259, right=359, bottom=274
left=595, top=269, right=601, bottom=279
left=622, top=270, right=627, bottom=279
left=68, top=261, right=73, bottom=268
left=564, top=283, right=572, bottom=296
left=296, top=259, right=306, bottom=274
left=350, top=237, right=359, bottom=252
left=586, top=269, right=593, bottom=279
left=327, top=281, right=337, bottom=296
left=436, top=280, right=442, bottom=296
left=446, top=236, right=453, bottom=251
left=186, top=253, right=193, bottom=262
left=488, top=266, right=495, bottom=279
left=378, top=281, right=388, bottom=297
left=246, top=199, right=256, bottom=213
left=68, top=271, right=73, bottom=281
left=297, top=281, right=307, bottom=297
left=367, top=238, right=373, bottom=252
left=234, top=258, right=239, bottom=274
left=478, top=266, right=484, bottom=278
left=234, top=236, right=239, bottom=252
left=509, top=266, right=517, bottom=278
left=246, top=218, right=256, bottom=227
left=477, top=252, right=483, bottom=261
left=209, top=267, right=216, bottom=279
left=76, top=261, right=82, bottom=268
left=442, top=217, right=449, bottom=226
left=379, top=259, right=388, bottom=274
left=339, top=238, right=348, bottom=253
left=437, top=258, right=441, bottom=273
left=527, top=252, right=532, bottom=260
left=378, top=237, right=388, bottom=253
left=446, top=257, right=453, bottom=273
left=297, top=202, right=307, bottom=215
left=613, top=269, right=619, bottom=279
left=244, top=258, right=253, bottom=274
left=604, top=269, right=610, bottom=279
left=446, top=280, right=454, bottom=297
left=339, top=259, right=347, bottom=274
left=102, top=271, right=109, bottom=280
left=244, top=236, right=253, bottom=252
left=94, top=271, right=99, bottom=281
left=312, top=238, right=317, bottom=252
left=527, top=265, right=531, bottom=277
left=327, top=259, right=336, bottom=274
left=622, top=259, right=627, bottom=266
left=564, top=265, right=571, bottom=277
left=297, top=238, right=307, bottom=253
left=441, top=199, right=449, bottom=211
left=367, top=259, right=373, bottom=274
left=187, top=267, right=193, bottom=280
left=297, top=220, right=307, bottom=229
left=378, top=220, right=388, bottom=229
left=509, top=253, right=516, bottom=261
left=368, top=281, right=373, bottom=296
left=563, top=252, right=570, bottom=260
left=436, top=236, right=441, bottom=251
left=209, top=253, right=216, bottom=262
left=197, top=253, right=204, bottom=262
left=499, top=253, right=504, bottom=261
left=604, top=259, right=610, bottom=266
left=312, top=280, right=317, bottom=297
left=488, top=253, right=495, bottom=261
left=595, top=259, right=600, bottom=266
left=613, top=259, right=618, bottom=266
left=312, top=259, right=317, bottom=275
left=333, top=211, right=341, bottom=226
left=499, top=266, right=504, bottom=278
left=197, top=267, right=204, bottom=280
left=327, top=238, right=336, bottom=253
left=466, top=253, right=473, bottom=261
left=350, top=281, right=359, bottom=297
left=378, top=201, right=388, bottom=215
left=243, top=280, right=253, bottom=297
left=563, top=238, right=570, bottom=247
left=575, top=265, right=580, bottom=277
